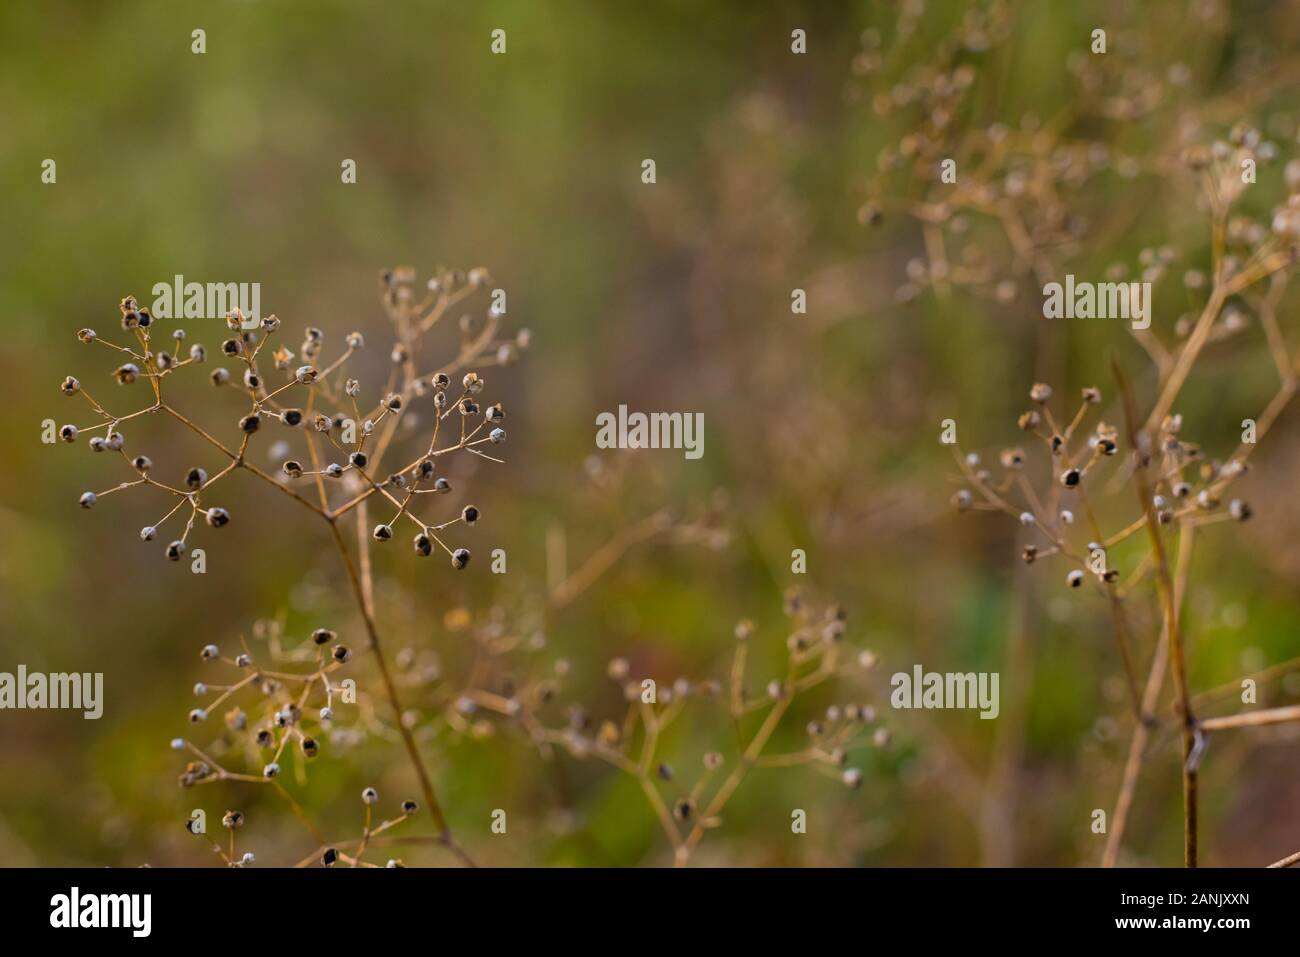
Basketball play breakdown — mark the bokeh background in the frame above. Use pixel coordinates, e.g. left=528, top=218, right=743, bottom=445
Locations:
left=2, top=0, right=1299, bottom=867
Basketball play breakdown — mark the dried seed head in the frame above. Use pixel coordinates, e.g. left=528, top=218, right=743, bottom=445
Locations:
left=413, top=533, right=432, bottom=556
left=1060, top=467, right=1081, bottom=487
left=1229, top=499, right=1252, bottom=521
left=79, top=491, right=96, bottom=508
left=1029, top=382, right=1052, bottom=403
left=238, top=413, right=260, bottom=434
left=451, top=548, right=471, bottom=569
left=114, top=364, right=141, bottom=385
left=1081, top=386, right=1102, bottom=404
left=1067, top=569, right=1084, bottom=588
left=1000, top=448, right=1025, bottom=469
left=1017, top=410, right=1041, bottom=430
left=283, top=460, right=303, bottom=478
left=59, top=424, right=78, bottom=442
left=332, top=645, right=352, bottom=663
left=186, top=467, right=208, bottom=490
left=206, top=507, right=230, bottom=528
left=372, top=523, right=393, bottom=542
left=222, top=810, right=244, bottom=829
left=311, top=628, right=335, bottom=645
left=200, top=644, right=219, bottom=660
left=166, top=540, right=186, bottom=561
left=461, top=505, right=479, bottom=525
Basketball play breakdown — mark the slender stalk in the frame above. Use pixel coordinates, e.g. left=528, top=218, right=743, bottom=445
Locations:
left=326, top=518, right=476, bottom=867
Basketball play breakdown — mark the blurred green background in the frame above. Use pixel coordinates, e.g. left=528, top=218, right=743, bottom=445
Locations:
left=1, top=0, right=1299, bottom=867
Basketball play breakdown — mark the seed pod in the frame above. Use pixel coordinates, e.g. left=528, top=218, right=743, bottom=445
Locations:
left=450, top=548, right=470, bottom=569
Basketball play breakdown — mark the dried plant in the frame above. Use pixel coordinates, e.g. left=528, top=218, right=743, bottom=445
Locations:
left=60, top=266, right=526, bottom=866
left=945, top=141, right=1300, bottom=867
